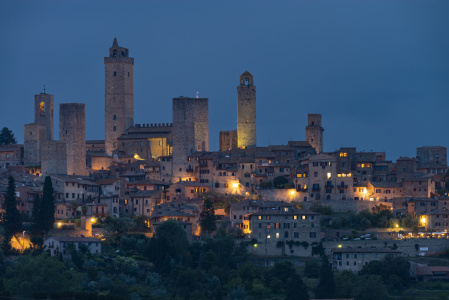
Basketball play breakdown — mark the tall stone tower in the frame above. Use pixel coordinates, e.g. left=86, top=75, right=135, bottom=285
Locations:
left=305, top=114, right=324, bottom=154
left=23, top=123, right=46, bottom=166
left=59, top=103, right=87, bottom=176
left=237, top=71, right=256, bottom=148
left=34, top=93, right=54, bottom=141
left=172, top=97, right=209, bottom=182
left=104, top=38, right=134, bottom=155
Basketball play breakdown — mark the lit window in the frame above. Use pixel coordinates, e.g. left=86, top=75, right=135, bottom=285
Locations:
left=267, top=235, right=271, bottom=239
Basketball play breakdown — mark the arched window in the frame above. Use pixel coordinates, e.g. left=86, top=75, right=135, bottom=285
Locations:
left=114, top=72, right=116, bottom=77
left=113, top=50, right=117, bottom=57
left=40, top=102, right=45, bottom=115
left=121, top=51, right=125, bottom=56
left=113, top=115, right=116, bottom=120
left=218, top=172, right=222, bottom=176
left=245, top=78, right=249, bottom=86
left=113, top=126, right=116, bottom=132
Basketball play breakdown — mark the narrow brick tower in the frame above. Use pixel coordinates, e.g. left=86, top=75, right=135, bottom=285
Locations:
left=237, top=71, right=256, bottom=148
left=104, top=38, right=134, bottom=155
left=305, top=114, right=324, bottom=153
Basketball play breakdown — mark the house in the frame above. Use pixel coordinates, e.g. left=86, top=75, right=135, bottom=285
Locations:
left=331, top=248, right=402, bottom=273
left=44, top=236, right=101, bottom=256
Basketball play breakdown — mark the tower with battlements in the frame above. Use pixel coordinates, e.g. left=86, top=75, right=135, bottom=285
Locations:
left=237, top=71, right=256, bottom=148
left=104, top=38, right=134, bottom=155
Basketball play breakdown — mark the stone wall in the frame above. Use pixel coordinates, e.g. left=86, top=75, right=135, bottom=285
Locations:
left=59, top=103, right=87, bottom=176
left=323, top=238, right=449, bottom=257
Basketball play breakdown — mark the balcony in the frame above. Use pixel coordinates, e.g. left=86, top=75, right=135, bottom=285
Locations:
left=338, top=184, right=349, bottom=189
left=312, top=186, right=320, bottom=191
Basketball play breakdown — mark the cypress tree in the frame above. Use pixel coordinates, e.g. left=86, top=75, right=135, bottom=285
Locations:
left=199, top=198, right=216, bottom=235
left=315, top=255, right=335, bottom=299
left=32, top=193, right=42, bottom=234
left=40, top=176, right=55, bottom=234
left=4, top=177, right=21, bottom=235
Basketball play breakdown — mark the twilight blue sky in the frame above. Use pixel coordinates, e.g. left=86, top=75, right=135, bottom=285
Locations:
left=1, top=0, right=448, bottom=160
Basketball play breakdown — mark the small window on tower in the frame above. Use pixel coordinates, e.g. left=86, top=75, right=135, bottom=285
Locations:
left=246, top=117, right=248, bottom=123
left=114, top=72, right=116, bottom=77
left=113, top=115, right=116, bottom=120
left=113, top=50, right=117, bottom=57
left=65, top=130, right=67, bottom=134
left=113, top=126, right=116, bottom=132
left=128, top=72, right=130, bottom=77
left=245, top=78, right=249, bottom=85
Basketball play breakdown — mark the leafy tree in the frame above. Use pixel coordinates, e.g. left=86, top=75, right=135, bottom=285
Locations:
left=359, top=255, right=410, bottom=288
left=199, top=198, right=217, bottom=235
left=354, top=275, right=387, bottom=300
left=145, top=219, right=189, bottom=273
left=4, top=176, right=21, bottom=235
left=0, top=127, right=17, bottom=145
left=273, top=176, right=288, bottom=188
left=286, top=273, right=309, bottom=300
left=304, top=259, right=320, bottom=278
left=40, top=176, right=55, bottom=233
left=3, top=253, right=82, bottom=297
left=315, top=256, right=335, bottom=299
left=335, top=270, right=356, bottom=298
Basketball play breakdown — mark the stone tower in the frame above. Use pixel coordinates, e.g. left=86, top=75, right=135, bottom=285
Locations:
left=23, top=123, right=46, bottom=166
left=172, top=97, right=209, bottom=182
left=237, top=71, right=256, bottom=148
left=305, top=114, right=324, bottom=154
left=59, top=103, right=87, bottom=176
left=104, top=38, right=134, bottom=155
left=41, top=140, right=67, bottom=175
left=34, top=93, right=54, bottom=141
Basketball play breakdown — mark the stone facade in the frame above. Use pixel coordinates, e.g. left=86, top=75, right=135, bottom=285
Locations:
left=34, top=93, right=54, bottom=141
left=237, top=71, right=256, bottom=148
left=416, top=146, right=447, bottom=175
left=59, top=103, right=87, bottom=176
left=117, top=123, right=172, bottom=160
left=23, top=123, right=46, bottom=166
left=41, top=140, right=67, bottom=175
left=305, top=114, right=324, bottom=154
left=172, top=97, right=209, bottom=181
left=104, top=38, right=134, bottom=155
left=331, top=248, right=402, bottom=273
left=219, top=130, right=237, bottom=152
left=245, top=208, right=321, bottom=256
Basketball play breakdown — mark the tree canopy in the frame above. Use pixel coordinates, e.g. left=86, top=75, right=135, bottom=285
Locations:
left=315, top=255, right=335, bottom=299
left=0, top=127, right=17, bottom=145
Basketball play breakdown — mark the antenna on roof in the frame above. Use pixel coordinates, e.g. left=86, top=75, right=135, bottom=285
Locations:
left=43, top=85, right=46, bottom=94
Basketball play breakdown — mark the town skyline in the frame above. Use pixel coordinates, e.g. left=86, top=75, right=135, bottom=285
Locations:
left=1, top=0, right=449, bottom=160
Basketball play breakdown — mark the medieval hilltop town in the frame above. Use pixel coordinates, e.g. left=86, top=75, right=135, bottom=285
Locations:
left=1, top=38, right=449, bottom=299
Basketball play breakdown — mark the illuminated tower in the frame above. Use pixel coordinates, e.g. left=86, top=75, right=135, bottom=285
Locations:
left=237, top=71, right=256, bottom=148
left=305, top=114, right=324, bottom=153
left=34, top=93, right=54, bottom=141
left=104, top=38, right=134, bottom=155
